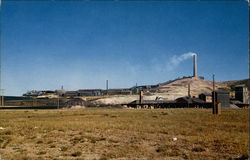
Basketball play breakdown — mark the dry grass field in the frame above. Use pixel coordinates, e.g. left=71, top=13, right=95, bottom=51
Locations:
left=0, top=108, right=248, bottom=160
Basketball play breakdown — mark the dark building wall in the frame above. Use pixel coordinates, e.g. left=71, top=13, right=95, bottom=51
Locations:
left=235, top=86, right=249, bottom=103
left=213, top=91, right=230, bottom=108
left=4, top=96, right=33, bottom=101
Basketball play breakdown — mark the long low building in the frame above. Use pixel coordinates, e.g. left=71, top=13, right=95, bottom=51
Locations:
left=65, top=88, right=133, bottom=97
left=125, top=98, right=212, bottom=109
left=106, top=88, right=132, bottom=95
left=78, top=89, right=103, bottom=96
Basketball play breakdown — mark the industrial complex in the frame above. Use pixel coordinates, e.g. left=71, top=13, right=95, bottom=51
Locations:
left=0, top=54, right=249, bottom=110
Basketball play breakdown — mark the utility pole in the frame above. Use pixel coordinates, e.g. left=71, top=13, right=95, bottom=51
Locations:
left=188, top=82, right=191, bottom=98
left=212, top=74, right=218, bottom=114
left=0, top=89, right=4, bottom=106
left=213, top=74, right=215, bottom=92
left=57, top=95, right=60, bottom=109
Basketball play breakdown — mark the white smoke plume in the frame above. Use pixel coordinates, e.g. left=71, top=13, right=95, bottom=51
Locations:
left=166, top=52, right=197, bottom=71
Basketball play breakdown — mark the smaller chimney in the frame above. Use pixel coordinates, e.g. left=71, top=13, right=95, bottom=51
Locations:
left=139, top=91, right=143, bottom=104
left=188, top=83, right=191, bottom=98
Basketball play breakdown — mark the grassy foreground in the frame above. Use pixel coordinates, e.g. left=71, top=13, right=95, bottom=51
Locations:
left=0, top=108, right=248, bottom=160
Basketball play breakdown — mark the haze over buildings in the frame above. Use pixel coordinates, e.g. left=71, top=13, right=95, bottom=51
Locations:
left=1, top=1, right=248, bottom=96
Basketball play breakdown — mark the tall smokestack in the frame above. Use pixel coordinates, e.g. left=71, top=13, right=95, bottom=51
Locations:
left=193, top=54, right=198, bottom=77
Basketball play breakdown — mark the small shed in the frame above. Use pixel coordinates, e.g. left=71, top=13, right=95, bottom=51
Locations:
left=212, top=90, right=230, bottom=108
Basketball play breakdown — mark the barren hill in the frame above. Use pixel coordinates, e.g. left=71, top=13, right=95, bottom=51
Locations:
left=93, top=77, right=230, bottom=105
left=155, top=77, right=229, bottom=100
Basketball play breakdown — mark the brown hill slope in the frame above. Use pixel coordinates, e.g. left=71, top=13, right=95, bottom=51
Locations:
left=155, top=77, right=229, bottom=100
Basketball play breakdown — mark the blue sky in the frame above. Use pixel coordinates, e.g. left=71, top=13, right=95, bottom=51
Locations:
left=1, top=1, right=248, bottom=96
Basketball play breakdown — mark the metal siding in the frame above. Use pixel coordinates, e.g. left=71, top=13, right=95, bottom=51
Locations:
left=216, top=92, right=230, bottom=108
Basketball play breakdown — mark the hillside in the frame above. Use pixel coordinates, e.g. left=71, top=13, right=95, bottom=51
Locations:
left=92, top=78, right=249, bottom=105
left=154, top=77, right=229, bottom=100
left=93, top=77, right=230, bottom=104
